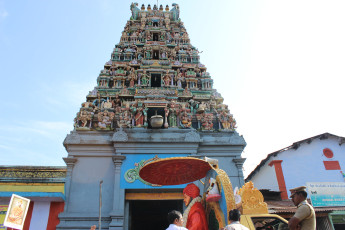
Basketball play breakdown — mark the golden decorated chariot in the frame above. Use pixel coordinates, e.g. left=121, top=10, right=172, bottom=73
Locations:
left=139, top=157, right=270, bottom=230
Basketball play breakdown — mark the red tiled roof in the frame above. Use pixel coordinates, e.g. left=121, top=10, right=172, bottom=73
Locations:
left=266, top=200, right=345, bottom=214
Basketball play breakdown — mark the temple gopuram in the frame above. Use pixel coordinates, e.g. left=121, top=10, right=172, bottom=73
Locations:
left=59, top=3, right=246, bottom=230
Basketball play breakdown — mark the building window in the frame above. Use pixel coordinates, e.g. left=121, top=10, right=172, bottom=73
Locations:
left=151, top=74, right=161, bottom=87
left=153, top=33, right=159, bottom=41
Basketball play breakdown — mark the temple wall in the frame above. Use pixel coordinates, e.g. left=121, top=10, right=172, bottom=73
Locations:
left=58, top=128, right=246, bottom=229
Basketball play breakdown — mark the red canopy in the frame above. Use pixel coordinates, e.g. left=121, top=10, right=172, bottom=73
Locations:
left=139, top=157, right=212, bottom=185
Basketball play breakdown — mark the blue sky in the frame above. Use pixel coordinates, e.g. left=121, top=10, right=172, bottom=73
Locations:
left=1, top=0, right=345, bottom=176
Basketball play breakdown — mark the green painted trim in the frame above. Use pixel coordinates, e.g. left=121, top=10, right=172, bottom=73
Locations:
left=328, top=213, right=335, bottom=230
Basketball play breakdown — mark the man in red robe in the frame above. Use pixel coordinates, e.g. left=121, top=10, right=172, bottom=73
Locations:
left=182, top=183, right=208, bottom=230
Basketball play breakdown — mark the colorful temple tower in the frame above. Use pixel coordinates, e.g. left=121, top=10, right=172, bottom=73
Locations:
left=59, top=3, right=246, bottom=230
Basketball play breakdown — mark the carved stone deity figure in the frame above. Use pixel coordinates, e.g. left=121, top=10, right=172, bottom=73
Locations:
left=219, top=111, right=231, bottom=130
left=209, top=97, right=217, bottom=112
left=201, top=113, right=213, bottom=130
left=128, top=68, right=137, bottom=87
left=160, top=33, right=165, bottom=41
left=168, top=100, right=179, bottom=128
left=76, top=110, right=93, bottom=128
left=175, top=69, right=184, bottom=88
left=112, top=94, right=121, bottom=108
left=143, top=47, right=149, bottom=59
left=164, top=106, right=169, bottom=128
left=165, top=18, right=170, bottom=30
left=189, top=99, right=199, bottom=114
left=97, top=111, right=114, bottom=129
left=145, top=30, right=151, bottom=40
left=229, top=114, right=237, bottom=130
left=117, top=110, right=132, bottom=128
left=195, top=112, right=213, bottom=130
left=195, top=67, right=201, bottom=77
left=133, top=102, right=145, bottom=127
left=141, top=70, right=150, bottom=86
left=162, top=70, right=171, bottom=87
left=143, top=106, right=148, bottom=127
left=216, top=103, right=228, bottom=113
left=137, top=72, right=142, bottom=85
left=166, top=32, right=172, bottom=43
left=101, top=98, right=113, bottom=109
left=161, top=47, right=167, bottom=59
left=182, top=87, right=192, bottom=97
left=140, top=17, right=146, bottom=30
left=179, top=110, right=192, bottom=128
left=82, top=101, right=93, bottom=109
left=137, top=47, right=143, bottom=60
left=125, top=65, right=131, bottom=76
left=170, top=46, right=176, bottom=59
left=92, top=93, right=104, bottom=108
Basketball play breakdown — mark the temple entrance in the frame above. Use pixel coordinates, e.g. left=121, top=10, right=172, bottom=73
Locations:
left=151, top=74, right=161, bottom=87
left=129, top=200, right=183, bottom=230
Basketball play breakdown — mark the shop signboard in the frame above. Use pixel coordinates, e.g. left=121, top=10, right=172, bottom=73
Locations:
left=306, top=182, right=345, bottom=207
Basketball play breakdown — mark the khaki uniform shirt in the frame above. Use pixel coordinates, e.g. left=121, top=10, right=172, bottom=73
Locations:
left=293, top=200, right=316, bottom=230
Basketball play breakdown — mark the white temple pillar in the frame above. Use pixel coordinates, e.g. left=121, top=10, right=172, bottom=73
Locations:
left=109, top=155, right=126, bottom=230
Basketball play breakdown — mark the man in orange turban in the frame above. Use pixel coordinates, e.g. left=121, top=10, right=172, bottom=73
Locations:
left=182, top=183, right=208, bottom=230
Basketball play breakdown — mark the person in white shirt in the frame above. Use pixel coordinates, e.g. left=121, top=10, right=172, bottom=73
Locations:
left=166, top=210, right=188, bottom=230
left=222, top=209, right=249, bottom=230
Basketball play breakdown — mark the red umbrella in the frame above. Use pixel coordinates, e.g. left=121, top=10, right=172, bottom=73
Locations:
left=139, top=157, right=212, bottom=185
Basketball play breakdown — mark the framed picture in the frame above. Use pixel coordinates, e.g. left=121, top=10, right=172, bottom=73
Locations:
left=4, top=194, right=30, bottom=230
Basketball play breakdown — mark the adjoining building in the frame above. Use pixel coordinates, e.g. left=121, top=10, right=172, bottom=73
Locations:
left=58, top=3, right=246, bottom=230
left=0, top=166, right=66, bottom=230
left=246, top=132, right=345, bottom=230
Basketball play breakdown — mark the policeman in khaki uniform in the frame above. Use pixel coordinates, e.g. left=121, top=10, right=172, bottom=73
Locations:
left=288, top=186, right=316, bottom=230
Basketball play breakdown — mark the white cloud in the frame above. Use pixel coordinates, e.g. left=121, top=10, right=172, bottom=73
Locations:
left=0, top=119, right=69, bottom=166
left=0, top=9, right=8, bottom=20
left=0, top=120, right=71, bottom=141
left=0, top=144, right=13, bottom=150
left=0, top=144, right=65, bottom=166
left=36, top=79, right=95, bottom=108
left=33, top=121, right=71, bottom=132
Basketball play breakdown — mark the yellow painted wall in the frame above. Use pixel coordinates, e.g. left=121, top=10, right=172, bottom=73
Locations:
left=0, top=183, right=64, bottom=194
left=0, top=205, right=8, bottom=229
